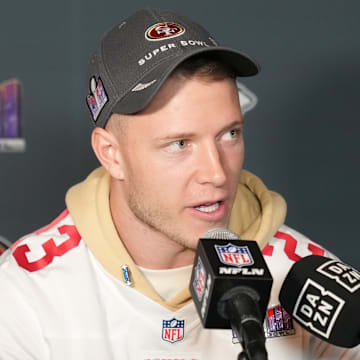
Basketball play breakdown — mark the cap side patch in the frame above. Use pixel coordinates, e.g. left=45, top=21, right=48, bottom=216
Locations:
left=86, top=76, right=109, bottom=122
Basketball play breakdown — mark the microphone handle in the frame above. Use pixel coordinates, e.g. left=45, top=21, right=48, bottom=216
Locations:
left=226, top=294, right=268, bottom=360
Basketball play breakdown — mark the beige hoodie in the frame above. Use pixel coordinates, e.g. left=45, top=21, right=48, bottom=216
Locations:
left=66, top=167, right=286, bottom=311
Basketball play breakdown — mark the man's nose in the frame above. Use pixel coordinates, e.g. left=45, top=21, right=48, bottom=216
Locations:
left=196, top=142, right=227, bottom=187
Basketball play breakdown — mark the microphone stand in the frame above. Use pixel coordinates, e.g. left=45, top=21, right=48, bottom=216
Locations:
left=222, top=288, right=268, bottom=360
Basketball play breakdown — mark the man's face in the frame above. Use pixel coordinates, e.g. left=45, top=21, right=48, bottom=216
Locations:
left=116, top=75, right=244, bottom=250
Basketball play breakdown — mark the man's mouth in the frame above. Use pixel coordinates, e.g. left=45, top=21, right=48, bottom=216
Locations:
left=188, top=197, right=227, bottom=221
left=194, top=201, right=221, bottom=213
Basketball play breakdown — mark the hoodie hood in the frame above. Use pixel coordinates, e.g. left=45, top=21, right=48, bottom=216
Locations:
left=229, top=170, right=287, bottom=249
left=65, top=167, right=286, bottom=311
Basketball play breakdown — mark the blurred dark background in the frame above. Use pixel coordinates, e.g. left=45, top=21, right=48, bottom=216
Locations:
left=0, top=0, right=359, bottom=268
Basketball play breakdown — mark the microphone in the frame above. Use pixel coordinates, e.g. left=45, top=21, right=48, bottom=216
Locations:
left=279, top=255, right=360, bottom=348
left=190, top=228, right=273, bottom=360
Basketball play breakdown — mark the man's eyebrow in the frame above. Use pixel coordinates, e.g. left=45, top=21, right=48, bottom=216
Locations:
left=155, top=131, right=196, bottom=142
left=155, top=119, right=244, bottom=142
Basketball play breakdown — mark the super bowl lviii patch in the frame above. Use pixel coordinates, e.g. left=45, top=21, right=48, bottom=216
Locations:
left=232, top=304, right=295, bottom=344
left=86, top=76, right=108, bottom=122
left=264, top=305, right=295, bottom=338
left=162, top=318, right=185, bottom=343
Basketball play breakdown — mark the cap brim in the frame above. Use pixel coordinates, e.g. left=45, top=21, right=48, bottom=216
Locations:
left=112, top=46, right=260, bottom=115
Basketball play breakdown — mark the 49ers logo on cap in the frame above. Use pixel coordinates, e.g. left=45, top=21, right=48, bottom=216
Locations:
left=145, top=22, right=185, bottom=41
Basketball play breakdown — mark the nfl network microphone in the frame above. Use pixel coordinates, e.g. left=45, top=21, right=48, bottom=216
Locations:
left=279, top=255, right=360, bottom=348
left=190, top=228, right=273, bottom=360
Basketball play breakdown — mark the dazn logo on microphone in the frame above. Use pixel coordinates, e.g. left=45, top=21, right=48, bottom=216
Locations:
left=293, top=279, right=345, bottom=339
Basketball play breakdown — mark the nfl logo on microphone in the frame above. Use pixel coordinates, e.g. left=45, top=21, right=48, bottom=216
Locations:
left=193, top=257, right=206, bottom=301
left=215, top=243, right=254, bottom=267
left=162, top=318, right=185, bottom=343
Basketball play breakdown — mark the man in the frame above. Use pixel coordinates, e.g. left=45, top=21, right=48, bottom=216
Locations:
left=0, top=8, right=358, bottom=360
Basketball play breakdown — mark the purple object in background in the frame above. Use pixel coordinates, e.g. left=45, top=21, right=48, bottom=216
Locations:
left=2, top=80, right=21, bottom=138
left=0, top=87, right=3, bottom=137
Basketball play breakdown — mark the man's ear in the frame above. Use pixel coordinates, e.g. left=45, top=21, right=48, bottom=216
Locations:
left=91, top=127, right=125, bottom=180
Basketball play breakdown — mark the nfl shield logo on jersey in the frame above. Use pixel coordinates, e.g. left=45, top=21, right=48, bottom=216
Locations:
left=162, top=318, right=185, bottom=343
left=215, top=243, right=254, bottom=267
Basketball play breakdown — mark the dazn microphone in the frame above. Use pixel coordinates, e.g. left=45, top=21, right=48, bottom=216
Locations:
left=279, top=255, right=360, bottom=348
left=190, top=228, right=273, bottom=360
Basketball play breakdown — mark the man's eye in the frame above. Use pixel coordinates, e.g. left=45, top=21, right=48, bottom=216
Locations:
left=167, top=139, right=187, bottom=152
left=222, top=128, right=241, bottom=140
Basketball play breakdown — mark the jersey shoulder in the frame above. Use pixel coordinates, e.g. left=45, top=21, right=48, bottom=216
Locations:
left=262, top=224, right=338, bottom=303
left=262, top=224, right=338, bottom=279
left=0, top=209, right=84, bottom=274
left=263, top=224, right=336, bottom=262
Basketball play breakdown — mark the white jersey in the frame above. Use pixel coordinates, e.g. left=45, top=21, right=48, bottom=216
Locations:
left=0, top=209, right=358, bottom=360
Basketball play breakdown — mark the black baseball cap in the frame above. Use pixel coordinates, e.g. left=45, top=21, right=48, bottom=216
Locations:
left=86, top=8, right=260, bottom=128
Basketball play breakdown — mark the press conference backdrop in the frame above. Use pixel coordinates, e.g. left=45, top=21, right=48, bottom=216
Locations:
left=0, top=0, right=359, bottom=268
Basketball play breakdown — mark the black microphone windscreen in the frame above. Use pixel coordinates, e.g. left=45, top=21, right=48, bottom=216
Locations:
left=279, top=255, right=360, bottom=348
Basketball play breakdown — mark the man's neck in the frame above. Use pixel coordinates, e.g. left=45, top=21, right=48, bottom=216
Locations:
left=109, top=179, right=195, bottom=270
